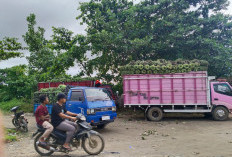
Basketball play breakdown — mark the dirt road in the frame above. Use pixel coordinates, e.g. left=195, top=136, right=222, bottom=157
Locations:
left=4, top=113, right=232, bottom=157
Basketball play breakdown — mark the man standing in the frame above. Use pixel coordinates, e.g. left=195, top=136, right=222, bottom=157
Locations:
left=95, top=80, right=102, bottom=87
left=35, top=95, right=54, bottom=146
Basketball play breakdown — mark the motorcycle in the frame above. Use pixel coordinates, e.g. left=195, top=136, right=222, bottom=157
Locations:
left=32, top=108, right=105, bottom=156
left=10, top=106, right=28, bottom=132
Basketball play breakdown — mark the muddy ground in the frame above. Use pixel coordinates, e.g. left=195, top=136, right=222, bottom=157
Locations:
left=4, top=112, right=232, bottom=157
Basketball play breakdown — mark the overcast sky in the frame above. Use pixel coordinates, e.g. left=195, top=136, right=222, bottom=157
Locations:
left=0, top=0, right=232, bottom=75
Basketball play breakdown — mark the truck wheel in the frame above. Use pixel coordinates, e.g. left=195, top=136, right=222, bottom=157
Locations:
left=212, top=106, right=229, bottom=121
left=147, top=107, right=163, bottom=121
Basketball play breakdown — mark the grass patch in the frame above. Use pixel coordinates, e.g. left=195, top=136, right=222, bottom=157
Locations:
left=5, top=135, right=17, bottom=143
left=0, top=98, right=33, bottom=113
left=6, top=128, right=17, bottom=134
left=5, top=128, right=18, bottom=143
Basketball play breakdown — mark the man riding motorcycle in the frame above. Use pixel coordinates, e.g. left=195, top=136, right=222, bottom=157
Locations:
left=51, top=93, right=79, bottom=151
left=33, top=93, right=105, bottom=156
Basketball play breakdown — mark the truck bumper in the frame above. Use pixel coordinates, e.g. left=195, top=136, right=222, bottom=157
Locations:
left=91, top=119, right=115, bottom=126
left=87, top=112, right=117, bottom=126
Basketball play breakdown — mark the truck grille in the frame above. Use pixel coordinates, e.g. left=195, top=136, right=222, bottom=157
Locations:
left=95, top=107, right=112, bottom=112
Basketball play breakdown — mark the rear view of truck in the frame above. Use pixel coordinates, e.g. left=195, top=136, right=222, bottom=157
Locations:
left=123, top=71, right=215, bottom=121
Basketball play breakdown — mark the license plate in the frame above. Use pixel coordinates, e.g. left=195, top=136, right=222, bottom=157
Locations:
left=102, top=116, right=110, bottom=121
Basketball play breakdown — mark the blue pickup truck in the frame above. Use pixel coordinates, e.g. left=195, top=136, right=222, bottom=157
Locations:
left=34, top=86, right=117, bottom=129
left=66, top=87, right=117, bottom=128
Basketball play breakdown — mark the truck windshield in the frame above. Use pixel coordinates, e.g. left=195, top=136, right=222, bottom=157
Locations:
left=213, top=83, right=232, bottom=96
left=85, top=88, right=111, bottom=101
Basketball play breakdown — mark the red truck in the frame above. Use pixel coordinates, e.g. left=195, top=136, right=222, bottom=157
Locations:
left=38, top=80, right=116, bottom=100
left=123, top=71, right=232, bottom=121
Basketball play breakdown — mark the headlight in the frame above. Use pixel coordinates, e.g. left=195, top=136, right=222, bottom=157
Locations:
left=112, top=106, right=116, bottom=112
left=87, top=109, right=95, bottom=114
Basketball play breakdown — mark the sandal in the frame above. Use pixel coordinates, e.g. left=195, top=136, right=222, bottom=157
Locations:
left=62, top=145, right=72, bottom=151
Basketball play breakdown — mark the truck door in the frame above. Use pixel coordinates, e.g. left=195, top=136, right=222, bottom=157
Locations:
left=66, top=90, right=86, bottom=114
left=211, top=83, right=232, bottom=107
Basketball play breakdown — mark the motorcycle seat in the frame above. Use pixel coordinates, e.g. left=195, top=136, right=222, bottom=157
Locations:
left=52, top=129, right=67, bottom=140
left=36, top=125, right=66, bottom=134
left=10, top=106, right=19, bottom=112
left=53, top=129, right=66, bottom=134
left=36, top=124, right=45, bottom=132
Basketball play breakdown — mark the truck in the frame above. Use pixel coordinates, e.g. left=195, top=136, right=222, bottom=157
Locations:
left=65, top=86, right=117, bottom=128
left=123, top=71, right=232, bottom=121
left=34, top=83, right=117, bottom=129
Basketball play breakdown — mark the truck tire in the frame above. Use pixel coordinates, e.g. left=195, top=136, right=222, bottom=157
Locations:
left=212, top=106, right=229, bottom=121
left=147, top=107, right=163, bottom=121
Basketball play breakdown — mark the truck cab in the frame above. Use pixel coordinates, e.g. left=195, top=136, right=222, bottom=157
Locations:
left=65, top=87, right=117, bottom=128
left=210, top=81, right=232, bottom=119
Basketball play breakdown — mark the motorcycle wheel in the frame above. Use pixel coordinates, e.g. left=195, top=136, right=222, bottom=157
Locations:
left=21, top=119, right=28, bottom=132
left=34, top=133, right=55, bottom=156
left=82, top=133, right=105, bottom=155
left=12, top=118, right=16, bottom=127
left=12, top=118, right=19, bottom=128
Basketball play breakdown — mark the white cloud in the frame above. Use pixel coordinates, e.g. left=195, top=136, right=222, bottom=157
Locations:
left=0, top=0, right=87, bottom=74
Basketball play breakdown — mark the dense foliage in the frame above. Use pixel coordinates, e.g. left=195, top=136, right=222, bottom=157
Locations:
left=23, top=14, right=89, bottom=81
left=0, top=98, right=33, bottom=113
left=34, top=85, right=67, bottom=104
left=78, top=0, right=232, bottom=80
left=44, top=76, right=98, bottom=83
left=0, top=65, right=37, bottom=101
left=0, top=37, right=22, bottom=61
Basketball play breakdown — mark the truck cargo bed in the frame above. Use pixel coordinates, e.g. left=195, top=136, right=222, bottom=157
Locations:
left=123, top=71, right=210, bottom=106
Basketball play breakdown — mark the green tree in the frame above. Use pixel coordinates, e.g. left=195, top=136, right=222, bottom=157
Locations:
left=0, top=37, right=22, bottom=61
left=47, top=27, right=89, bottom=77
left=23, top=14, right=55, bottom=78
left=0, top=65, right=37, bottom=101
left=23, top=14, right=89, bottom=81
left=78, top=0, right=232, bottom=80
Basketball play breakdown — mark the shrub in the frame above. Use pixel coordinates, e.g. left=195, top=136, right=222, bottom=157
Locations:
left=0, top=99, right=33, bottom=113
left=112, top=82, right=123, bottom=95
left=34, top=84, right=67, bottom=104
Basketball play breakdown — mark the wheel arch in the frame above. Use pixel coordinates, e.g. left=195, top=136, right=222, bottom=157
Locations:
left=212, top=105, right=230, bottom=113
left=145, top=105, right=163, bottom=114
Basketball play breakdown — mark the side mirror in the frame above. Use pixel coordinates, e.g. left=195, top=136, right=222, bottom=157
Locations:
left=78, top=107, right=84, bottom=114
